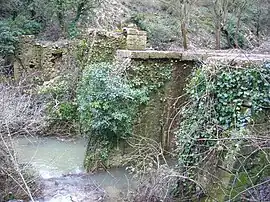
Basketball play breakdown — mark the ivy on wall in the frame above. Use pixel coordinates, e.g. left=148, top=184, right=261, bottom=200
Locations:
left=76, top=31, right=126, bottom=67
left=176, top=62, right=270, bottom=199
left=128, top=60, right=173, bottom=91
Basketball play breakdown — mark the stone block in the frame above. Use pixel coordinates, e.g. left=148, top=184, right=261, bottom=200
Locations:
left=126, top=34, right=147, bottom=50
left=123, top=28, right=138, bottom=35
left=137, top=31, right=147, bottom=36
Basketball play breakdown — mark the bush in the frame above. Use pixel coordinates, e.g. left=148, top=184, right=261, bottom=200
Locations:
left=37, top=64, right=80, bottom=136
left=0, top=16, right=42, bottom=57
left=77, top=62, right=147, bottom=144
left=224, top=18, right=246, bottom=48
left=0, top=21, right=21, bottom=56
left=78, top=62, right=149, bottom=170
left=9, top=15, right=42, bottom=35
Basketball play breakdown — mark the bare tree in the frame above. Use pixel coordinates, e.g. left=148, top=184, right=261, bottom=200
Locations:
left=212, top=0, right=231, bottom=49
left=253, top=0, right=270, bottom=39
left=161, top=0, right=197, bottom=50
left=231, top=0, right=248, bottom=48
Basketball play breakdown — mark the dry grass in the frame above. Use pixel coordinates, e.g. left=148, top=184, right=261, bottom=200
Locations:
left=0, top=82, right=46, bottom=136
left=0, top=136, right=40, bottom=201
left=0, top=80, right=44, bottom=201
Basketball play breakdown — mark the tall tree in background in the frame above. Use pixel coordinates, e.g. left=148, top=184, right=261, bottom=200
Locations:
left=212, top=0, right=231, bottom=49
left=253, top=0, right=270, bottom=39
left=231, top=0, right=248, bottom=48
left=161, top=0, right=197, bottom=50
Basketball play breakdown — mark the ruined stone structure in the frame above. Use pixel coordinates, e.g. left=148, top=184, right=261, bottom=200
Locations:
left=13, top=35, right=73, bottom=83
left=123, top=27, right=147, bottom=50
left=10, top=29, right=270, bottom=150
left=116, top=49, right=270, bottom=150
left=3, top=28, right=270, bottom=201
left=12, top=27, right=147, bottom=83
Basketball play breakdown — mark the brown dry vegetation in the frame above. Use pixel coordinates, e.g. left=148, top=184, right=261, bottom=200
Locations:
left=0, top=81, right=44, bottom=201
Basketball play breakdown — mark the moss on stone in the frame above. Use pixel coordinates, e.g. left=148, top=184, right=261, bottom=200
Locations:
left=76, top=31, right=126, bottom=66
left=128, top=59, right=193, bottom=150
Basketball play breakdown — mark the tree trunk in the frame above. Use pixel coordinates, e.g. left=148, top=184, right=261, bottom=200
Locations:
left=74, top=0, right=86, bottom=23
left=256, top=8, right=261, bottom=39
left=3, top=55, right=14, bottom=77
left=56, top=0, right=65, bottom=31
left=215, top=22, right=221, bottom=50
left=181, top=21, right=188, bottom=51
left=234, top=14, right=241, bottom=48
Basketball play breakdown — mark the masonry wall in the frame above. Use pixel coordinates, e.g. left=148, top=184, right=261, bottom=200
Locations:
left=129, top=59, right=194, bottom=151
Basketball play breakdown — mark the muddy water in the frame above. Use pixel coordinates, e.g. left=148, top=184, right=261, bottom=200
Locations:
left=14, top=137, right=86, bottom=178
left=14, top=136, right=134, bottom=201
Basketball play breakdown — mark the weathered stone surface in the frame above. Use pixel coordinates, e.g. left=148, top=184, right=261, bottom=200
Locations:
left=124, top=28, right=138, bottom=35
left=117, top=50, right=183, bottom=60
left=117, top=50, right=270, bottom=63
left=124, top=27, right=147, bottom=50
left=14, top=37, right=73, bottom=83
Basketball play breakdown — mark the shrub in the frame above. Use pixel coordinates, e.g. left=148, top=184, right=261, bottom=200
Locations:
left=0, top=21, right=21, bottom=56
left=224, top=18, right=246, bottom=48
left=38, top=66, right=80, bottom=136
left=9, top=15, right=42, bottom=36
left=0, top=16, right=41, bottom=57
left=77, top=62, right=147, bottom=144
left=78, top=62, right=149, bottom=170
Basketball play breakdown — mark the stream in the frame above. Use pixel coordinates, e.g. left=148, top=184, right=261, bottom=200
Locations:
left=14, top=136, right=134, bottom=202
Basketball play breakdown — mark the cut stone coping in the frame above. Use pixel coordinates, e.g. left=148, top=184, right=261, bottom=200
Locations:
left=117, top=50, right=270, bottom=64
left=123, top=27, right=147, bottom=36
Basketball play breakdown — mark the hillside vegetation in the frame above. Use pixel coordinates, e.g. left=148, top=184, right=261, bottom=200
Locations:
left=0, top=0, right=270, bottom=56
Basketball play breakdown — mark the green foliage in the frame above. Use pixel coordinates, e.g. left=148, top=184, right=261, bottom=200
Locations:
left=224, top=18, right=246, bottom=48
left=20, top=19, right=42, bottom=35
left=128, top=60, right=173, bottom=92
left=76, top=32, right=125, bottom=67
left=215, top=66, right=270, bottom=128
left=68, top=22, right=79, bottom=39
left=57, top=102, right=78, bottom=121
left=0, top=0, right=99, bottom=41
left=78, top=61, right=173, bottom=170
left=38, top=72, right=79, bottom=127
left=176, top=63, right=270, bottom=185
left=77, top=62, right=148, bottom=144
left=174, top=63, right=270, bottom=200
left=0, top=21, right=21, bottom=56
left=0, top=16, right=42, bottom=57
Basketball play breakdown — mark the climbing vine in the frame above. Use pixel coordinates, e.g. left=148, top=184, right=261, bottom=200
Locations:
left=128, top=60, right=173, bottom=91
left=176, top=62, right=270, bottom=198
